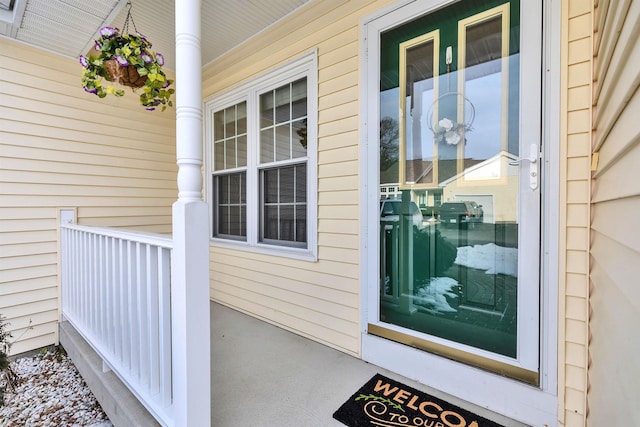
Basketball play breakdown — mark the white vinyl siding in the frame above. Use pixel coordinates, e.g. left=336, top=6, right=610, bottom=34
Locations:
left=0, top=37, right=176, bottom=355
left=588, top=1, right=640, bottom=426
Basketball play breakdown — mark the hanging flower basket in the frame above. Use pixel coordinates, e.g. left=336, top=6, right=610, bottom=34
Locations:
left=79, top=4, right=174, bottom=111
left=104, top=59, right=147, bottom=88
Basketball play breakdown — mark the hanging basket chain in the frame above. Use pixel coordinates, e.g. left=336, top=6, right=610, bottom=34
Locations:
left=122, top=1, right=139, bottom=36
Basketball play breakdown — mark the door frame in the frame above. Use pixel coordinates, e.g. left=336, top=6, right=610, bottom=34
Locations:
left=359, top=0, right=560, bottom=425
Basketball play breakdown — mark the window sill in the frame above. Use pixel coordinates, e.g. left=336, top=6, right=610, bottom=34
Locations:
left=209, top=238, right=318, bottom=263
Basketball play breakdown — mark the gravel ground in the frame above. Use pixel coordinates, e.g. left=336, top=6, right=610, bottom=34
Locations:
left=0, top=348, right=112, bottom=427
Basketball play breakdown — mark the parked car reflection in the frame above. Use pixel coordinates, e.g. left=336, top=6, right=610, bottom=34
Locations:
left=380, top=199, right=426, bottom=229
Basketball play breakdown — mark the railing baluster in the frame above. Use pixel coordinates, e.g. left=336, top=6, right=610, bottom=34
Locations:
left=148, top=245, right=160, bottom=395
left=132, top=242, right=141, bottom=380
left=139, top=243, right=150, bottom=386
left=81, top=231, right=88, bottom=326
left=122, top=240, right=133, bottom=372
left=98, top=235, right=105, bottom=345
left=158, top=247, right=172, bottom=406
left=92, top=233, right=98, bottom=334
left=110, top=237, right=116, bottom=355
left=115, top=238, right=123, bottom=365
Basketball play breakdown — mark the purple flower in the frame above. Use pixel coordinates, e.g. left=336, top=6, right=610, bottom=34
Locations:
left=99, top=26, right=118, bottom=38
left=145, top=107, right=156, bottom=111
left=155, top=53, right=165, bottom=66
left=94, top=40, right=102, bottom=50
left=79, top=55, right=89, bottom=68
left=141, top=53, right=152, bottom=63
left=115, top=56, right=129, bottom=66
left=84, top=86, right=98, bottom=95
left=162, top=80, right=171, bottom=88
left=137, top=33, right=152, bottom=48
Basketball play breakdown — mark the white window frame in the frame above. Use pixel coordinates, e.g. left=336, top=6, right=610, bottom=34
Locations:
left=204, top=50, right=318, bottom=261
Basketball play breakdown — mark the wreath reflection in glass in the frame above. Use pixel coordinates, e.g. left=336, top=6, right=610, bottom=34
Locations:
left=427, top=92, right=475, bottom=145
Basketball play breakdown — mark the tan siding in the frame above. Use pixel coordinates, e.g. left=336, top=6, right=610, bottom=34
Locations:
left=560, top=0, right=593, bottom=425
left=592, top=43, right=639, bottom=150
left=565, top=387, right=586, bottom=416
left=566, top=273, right=588, bottom=298
left=567, top=133, right=591, bottom=158
left=593, top=89, right=640, bottom=185
left=589, top=242, right=640, bottom=427
left=0, top=37, right=176, bottom=354
left=588, top=0, right=640, bottom=426
left=567, top=61, right=591, bottom=86
left=318, top=159, right=359, bottom=179
left=317, top=130, right=359, bottom=150
left=318, top=205, right=359, bottom=220
left=565, top=341, right=586, bottom=367
left=317, top=232, right=359, bottom=250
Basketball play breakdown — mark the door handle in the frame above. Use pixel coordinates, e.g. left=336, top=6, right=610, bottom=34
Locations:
left=509, top=144, right=539, bottom=190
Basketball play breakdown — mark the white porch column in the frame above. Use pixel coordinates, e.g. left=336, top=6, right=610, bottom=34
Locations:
left=172, top=0, right=210, bottom=426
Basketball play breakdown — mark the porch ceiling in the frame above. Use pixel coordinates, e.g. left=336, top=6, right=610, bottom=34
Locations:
left=0, top=0, right=313, bottom=70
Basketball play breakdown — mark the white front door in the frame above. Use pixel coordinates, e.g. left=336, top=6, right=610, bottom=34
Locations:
left=362, top=0, right=556, bottom=424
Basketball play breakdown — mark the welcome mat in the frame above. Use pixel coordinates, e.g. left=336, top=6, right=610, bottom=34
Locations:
left=333, top=374, right=504, bottom=427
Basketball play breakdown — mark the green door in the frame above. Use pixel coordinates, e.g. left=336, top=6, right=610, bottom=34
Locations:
left=373, top=0, right=541, bottom=384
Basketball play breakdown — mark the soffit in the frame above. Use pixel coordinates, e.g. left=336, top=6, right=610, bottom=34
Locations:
left=1, top=0, right=312, bottom=70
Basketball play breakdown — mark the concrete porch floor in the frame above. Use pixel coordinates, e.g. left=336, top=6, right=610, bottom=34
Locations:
left=211, top=302, right=527, bottom=427
left=61, top=301, right=528, bottom=426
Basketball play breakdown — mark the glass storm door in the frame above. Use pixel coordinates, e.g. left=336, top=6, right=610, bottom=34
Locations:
left=372, top=0, right=541, bottom=383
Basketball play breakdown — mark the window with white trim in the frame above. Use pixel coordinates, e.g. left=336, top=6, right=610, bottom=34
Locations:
left=205, top=51, right=318, bottom=259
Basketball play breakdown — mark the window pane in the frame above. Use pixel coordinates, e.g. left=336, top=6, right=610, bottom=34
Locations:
left=237, top=135, right=247, bottom=168
left=275, top=124, right=291, bottom=162
left=260, top=78, right=309, bottom=165
left=464, top=16, right=503, bottom=162
left=228, top=173, right=241, bottom=204
left=263, top=168, right=278, bottom=203
left=225, top=106, right=236, bottom=137
left=260, top=90, right=274, bottom=128
left=237, top=101, right=247, bottom=134
left=275, top=84, right=291, bottom=124
left=279, top=206, right=294, bottom=241
left=228, top=206, right=241, bottom=235
left=260, top=164, right=307, bottom=248
left=220, top=175, right=230, bottom=204
left=226, top=138, right=236, bottom=170
left=295, top=205, right=307, bottom=243
left=240, top=174, right=246, bottom=204
left=402, top=36, right=436, bottom=186
left=213, top=172, right=246, bottom=239
left=291, top=78, right=307, bottom=120
left=214, top=111, right=224, bottom=141
left=213, top=101, right=247, bottom=171
left=261, top=128, right=274, bottom=163
left=264, top=205, right=278, bottom=240
left=292, top=119, right=307, bottom=157
left=279, top=166, right=295, bottom=203
left=214, top=141, right=224, bottom=171
left=218, top=205, right=229, bottom=235
left=296, top=164, right=307, bottom=203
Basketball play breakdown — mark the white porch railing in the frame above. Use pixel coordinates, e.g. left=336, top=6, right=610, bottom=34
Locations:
left=60, top=222, right=174, bottom=427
